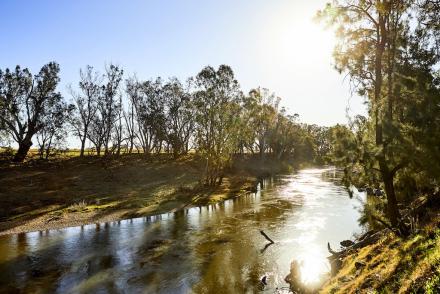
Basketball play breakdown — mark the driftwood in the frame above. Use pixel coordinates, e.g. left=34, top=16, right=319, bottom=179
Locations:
left=327, top=230, right=385, bottom=276
left=260, top=230, right=275, bottom=244
left=328, top=230, right=387, bottom=259
left=260, top=242, right=273, bottom=253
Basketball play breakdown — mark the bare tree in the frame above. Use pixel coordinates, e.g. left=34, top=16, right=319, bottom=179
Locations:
left=69, top=65, right=101, bottom=157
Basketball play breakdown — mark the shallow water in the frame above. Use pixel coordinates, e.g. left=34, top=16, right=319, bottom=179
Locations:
left=0, top=168, right=365, bottom=293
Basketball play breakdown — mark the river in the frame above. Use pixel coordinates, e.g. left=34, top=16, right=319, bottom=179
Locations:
left=0, top=168, right=365, bottom=293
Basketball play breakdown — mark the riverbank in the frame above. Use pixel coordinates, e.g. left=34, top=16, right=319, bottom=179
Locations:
left=0, top=154, right=293, bottom=235
left=319, top=195, right=440, bottom=293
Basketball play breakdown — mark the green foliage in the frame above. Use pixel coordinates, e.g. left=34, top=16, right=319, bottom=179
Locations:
left=193, top=65, right=243, bottom=185
left=319, top=0, right=440, bottom=226
left=0, top=62, right=65, bottom=162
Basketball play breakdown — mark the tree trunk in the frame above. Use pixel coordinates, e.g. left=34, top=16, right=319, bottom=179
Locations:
left=80, top=137, right=86, bottom=157
left=14, top=138, right=33, bottom=162
left=382, top=171, right=400, bottom=227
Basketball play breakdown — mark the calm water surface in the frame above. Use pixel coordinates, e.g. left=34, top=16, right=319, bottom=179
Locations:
left=0, top=168, right=365, bottom=293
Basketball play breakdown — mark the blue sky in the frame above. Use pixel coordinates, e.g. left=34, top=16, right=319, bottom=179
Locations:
left=1, top=0, right=366, bottom=130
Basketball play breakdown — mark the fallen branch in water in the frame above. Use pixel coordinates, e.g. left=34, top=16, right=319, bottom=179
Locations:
left=260, top=242, right=273, bottom=253
left=260, top=230, right=275, bottom=244
left=327, top=242, right=339, bottom=256
left=327, top=229, right=388, bottom=258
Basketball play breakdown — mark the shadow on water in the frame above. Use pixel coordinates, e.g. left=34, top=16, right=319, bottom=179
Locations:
left=0, top=168, right=365, bottom=293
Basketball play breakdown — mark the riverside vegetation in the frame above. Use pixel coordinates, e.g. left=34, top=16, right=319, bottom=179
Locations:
left=308, top=0, right=440, bottom=292
left=0, top=64, right=331, bottom=235
left=1, top=0, right=440, bottom=292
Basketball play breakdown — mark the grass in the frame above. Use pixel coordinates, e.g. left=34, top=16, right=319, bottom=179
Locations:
left=320, top=216, right=440, bottom=293
left=0, top=153, right=291, bottom=235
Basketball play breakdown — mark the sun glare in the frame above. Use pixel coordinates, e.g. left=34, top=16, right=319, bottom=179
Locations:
left=259, top=3, right=336, bottom=72
left=298, top=250, right=329, bottom=285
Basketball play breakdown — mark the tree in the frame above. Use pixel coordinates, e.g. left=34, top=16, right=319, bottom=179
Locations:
left=0, top=62, right=63, bottom=162
left=269, top=110, right=301, bottom=160
left=69, top=65, right=101, bottom=157
left=163, top=78, right=194, bottom=157
left=248, top=88, right=280, bottom=159
left=193, top=65, right=243, bottom=186
left=126, top=77, right=166, bottom=155
left=36, top=101, right=73, bottom=159
left=101, top=65, right=123, bottom=155
left=319, top=0, right=440, bottom=228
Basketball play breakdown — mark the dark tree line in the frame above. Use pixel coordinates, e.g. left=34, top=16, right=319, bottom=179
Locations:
left=0, top=63, right=331, bottom=185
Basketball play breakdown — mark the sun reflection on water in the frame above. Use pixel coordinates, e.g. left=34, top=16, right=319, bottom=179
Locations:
left=298, top=249, right=329, bottom=285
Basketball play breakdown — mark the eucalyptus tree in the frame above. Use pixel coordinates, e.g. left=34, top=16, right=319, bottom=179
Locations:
left=101, top=64, right=123, bottom=155
left=269, top=110, right=301, bottom=160
left=0, top=62, right=64, bottom=162
left=123, top=100, right=137, bottom=154
left=36, top=101, right=73, bottom=159
left=126, top=77, right=150, bottom=154
left=88, top=114, right=106, bottom=156
left=143, top=79, right=167, bottom=153
left=69, top=65, right=101, bottom=157
left=193, top=65, right=243, bottom=186
left=248, top=88, right=280, bottom=158
left=125, top=77, right=166, bottom=154
left=163, top=78, right=195, bottom=157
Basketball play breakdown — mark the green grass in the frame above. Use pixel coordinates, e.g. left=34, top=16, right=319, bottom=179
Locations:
left=321, top=220, right=440, bottom=293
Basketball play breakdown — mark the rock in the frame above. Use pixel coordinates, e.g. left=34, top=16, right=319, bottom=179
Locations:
left=340, top=240, right=355, bottom=247
left=355, top=261, right=366, bottom=270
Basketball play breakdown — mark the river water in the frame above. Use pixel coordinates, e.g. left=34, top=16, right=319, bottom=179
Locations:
left=0, top=168, right=365, bottom=293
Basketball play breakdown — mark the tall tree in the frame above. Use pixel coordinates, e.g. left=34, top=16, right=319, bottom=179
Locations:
left=101, top=65, right=123, bottom=155
left=193, top=65, right=243, bottom=186
left=0, top=62, right=63, bottom=162
left=69, top=65, right=101, bottom=157
left=248, top=88, right=280, bottom=159
left=36, top=101, right=73, bottom=159
left=163, top=78, right=194, bottom=157
left=319, top=0, right=440, bottom=228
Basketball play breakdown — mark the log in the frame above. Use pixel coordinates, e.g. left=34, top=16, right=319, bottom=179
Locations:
left=327, top=229, right=387, bottom=258
left=260, top=230, right=275, bottom=244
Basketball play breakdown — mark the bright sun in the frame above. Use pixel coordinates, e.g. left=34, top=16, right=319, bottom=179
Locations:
left=258, top=2, right=336, bottom=74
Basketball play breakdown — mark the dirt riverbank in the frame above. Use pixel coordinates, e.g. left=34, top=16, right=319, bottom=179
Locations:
left=0, top=154, right=292, bottom=235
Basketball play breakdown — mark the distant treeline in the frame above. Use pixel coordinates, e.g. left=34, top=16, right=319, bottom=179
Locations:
left=0, top=63, right=333, bottom=185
